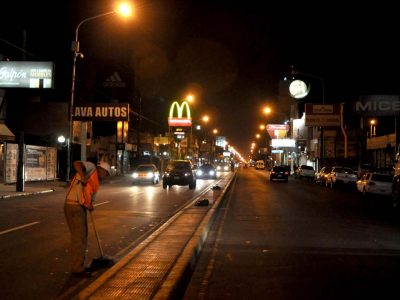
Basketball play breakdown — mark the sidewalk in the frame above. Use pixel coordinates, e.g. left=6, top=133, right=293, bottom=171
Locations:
left=0, top=180, right=64, bottom=199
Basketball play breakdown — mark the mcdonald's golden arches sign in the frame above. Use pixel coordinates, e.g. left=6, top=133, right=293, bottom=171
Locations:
left=168, top=101, right=192, bottom=127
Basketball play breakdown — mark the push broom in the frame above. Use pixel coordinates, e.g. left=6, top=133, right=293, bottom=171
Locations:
left=89, top=210, right=115, bottom=270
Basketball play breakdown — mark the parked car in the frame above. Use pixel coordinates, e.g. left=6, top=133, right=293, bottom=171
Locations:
left=270, top=165, right=289, bottom=182
left=196, top=164, right=217, bottom=179
left=356, top=172, right=392, bottom=197
left=295, top=165, right=315, bottom=180
left=131, top=164, right=160, bottom=185
left=162, top=160, right=196, bottom=189
left=255, top=160, right=265, bottom=170
left=314, top=166, right=332, bottom=186
left=325, top=166, right=358, bottom=189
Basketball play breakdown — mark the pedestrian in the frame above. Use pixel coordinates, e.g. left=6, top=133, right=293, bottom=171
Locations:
left=64, top=160, right=111, bottom=277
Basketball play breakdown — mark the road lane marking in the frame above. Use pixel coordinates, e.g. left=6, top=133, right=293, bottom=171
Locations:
left=0, top=221, right=40, bottom=235
left=94, top=201, right=109, bottom=207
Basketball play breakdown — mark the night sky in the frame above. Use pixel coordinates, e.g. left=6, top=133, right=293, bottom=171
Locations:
left=2, top=1, right=400, bottom=156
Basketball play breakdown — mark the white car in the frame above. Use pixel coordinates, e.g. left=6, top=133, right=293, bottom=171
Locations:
left=216, top=164, right=230, bottom=172
left=325, top=166, right=357, bottom=188
left=132, top=164, right=160, bottom=185
left=356, top=172, right=392, bottom=197
left=295, top=165, right=315, bottom=180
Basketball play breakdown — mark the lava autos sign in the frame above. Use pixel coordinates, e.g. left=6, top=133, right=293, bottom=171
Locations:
left=72, top=103, right=129, bottom=121
left=168, top=101, right=192, bottom=126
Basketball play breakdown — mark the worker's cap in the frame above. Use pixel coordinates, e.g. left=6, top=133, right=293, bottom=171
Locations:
left=97, top=161, right=111, bottom=175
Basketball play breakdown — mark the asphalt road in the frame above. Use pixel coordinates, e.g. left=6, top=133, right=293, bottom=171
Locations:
left=184, top=167, right=400, bottom=300
left=0, top=174, right=224, bottom=300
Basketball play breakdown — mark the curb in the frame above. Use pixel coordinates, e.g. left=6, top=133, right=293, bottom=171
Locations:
left=0, top=188, right=55, bottom=199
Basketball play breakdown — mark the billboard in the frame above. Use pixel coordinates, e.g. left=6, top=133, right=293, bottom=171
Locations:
left=0, top=61, right=54, bottom=89
left=352, top=95, right=400, bottom=116
left=5, top=144, right=57, bottom=183
left=305, top=104, right=340, bottom=126
left=266, top=124, right=289, bottom=139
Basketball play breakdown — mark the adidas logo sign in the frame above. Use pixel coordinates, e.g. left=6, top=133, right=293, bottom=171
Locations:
left=103, top=72, right=126, bottom=88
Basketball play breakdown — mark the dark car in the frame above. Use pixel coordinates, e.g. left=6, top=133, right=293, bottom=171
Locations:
left=162, top=160, right=196, bottom=189
left=314, top=166, right=332, bottom=186
left=196, top=164, right=217, bottom=179
left=270, top=165, right=289, bottom=182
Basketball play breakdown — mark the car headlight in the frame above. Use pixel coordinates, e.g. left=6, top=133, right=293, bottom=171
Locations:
left=184, top=172, right=191, bottom=176
left=216, top=166, right=221, bottom=171
left=224, top=166, right=229, bottom=171
left=132, top=173, right=139, bottom=178
left=146, top=172, right=154, bottom=178
left=209, top=170, right=215, bottom=176
left=197, top=170, right=203, bottom=176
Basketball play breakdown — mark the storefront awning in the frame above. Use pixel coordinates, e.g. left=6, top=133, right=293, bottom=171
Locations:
left=0, top=123, right=15, bottom=141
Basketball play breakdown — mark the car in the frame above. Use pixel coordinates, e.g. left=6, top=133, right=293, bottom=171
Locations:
left=270, top=165, right=289, bottom=182
left=295, top=165, right=315, bottom=180
left=196, top=164, right=217, bottom=179
left=131, top=164, right=160, bottom=185
left=356, top=172, right=392, bottom=198
left=255, top=160, right=265, bottom=170
left=162, top=160, right=196, bottom=189
left=314, top=166, right=332, bottom=186
left=215, top=163, right=230, bottom=172
left=325, top=166, right=358, bottom=189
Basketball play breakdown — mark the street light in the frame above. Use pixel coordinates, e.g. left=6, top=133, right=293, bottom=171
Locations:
left=201, top=115, right=210, bottom=142
left=370, top=119, right=377, bottom=138
left=263, top=105, right=288, bottom=122
left=67, top=3, right=132, bottom=180
left=290, top=68, right=325, bottom=169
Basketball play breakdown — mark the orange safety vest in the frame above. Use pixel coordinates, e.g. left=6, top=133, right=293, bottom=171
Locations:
left=66, top=171, right=99, bottom=208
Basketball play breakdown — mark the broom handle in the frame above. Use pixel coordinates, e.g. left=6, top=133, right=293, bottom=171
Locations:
left=89, top=210, right=105, bottom=257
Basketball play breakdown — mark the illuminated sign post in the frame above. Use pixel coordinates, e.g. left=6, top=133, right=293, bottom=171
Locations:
left=168, top=101, right=192, bottom=159
left=168, top=101, right=192, bottom=127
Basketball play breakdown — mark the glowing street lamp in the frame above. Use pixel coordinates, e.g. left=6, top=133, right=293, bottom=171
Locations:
left=186, top=94, right=194, bottom=102
left=263, top=106, right=271, bottom=115
left=263, top=105, right=287, bottom=120
left=201, top=115, right=210, bottom=143
left=68, top=2, right=132, bottom=180
left=370, top=119, right=377, bottom=138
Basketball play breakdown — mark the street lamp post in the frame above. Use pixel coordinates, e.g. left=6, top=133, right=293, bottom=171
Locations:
left=290, top=69, right=325, bottom=170
left=370, top=119, right=377, bottom=138
left=67, top=4, right=132, bottom=181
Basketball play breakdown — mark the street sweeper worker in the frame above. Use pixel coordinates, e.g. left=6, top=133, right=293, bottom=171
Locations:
left=64, top=160, right=111, bottom=277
